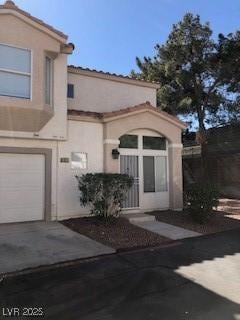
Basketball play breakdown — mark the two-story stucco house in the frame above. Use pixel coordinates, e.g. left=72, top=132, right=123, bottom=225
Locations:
left=0, top=1, right=186, bottom=224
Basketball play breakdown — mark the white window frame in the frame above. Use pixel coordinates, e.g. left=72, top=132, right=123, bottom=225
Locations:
left=0, top=42, right=32, bottom=99
left=71, top=152, right=88, bottom=170
left=119, top=131, right=169, bottom=194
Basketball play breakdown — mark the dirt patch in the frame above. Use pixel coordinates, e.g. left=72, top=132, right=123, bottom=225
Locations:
left=62, top=216, right=170, bottom=250
left=149, top=210, right=240, bottom=234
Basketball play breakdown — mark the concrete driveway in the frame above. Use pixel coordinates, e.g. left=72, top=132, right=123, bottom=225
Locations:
left=0, top=222, right=115, bottom=275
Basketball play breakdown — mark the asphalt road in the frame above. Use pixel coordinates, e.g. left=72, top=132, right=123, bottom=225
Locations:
left=0, top=229, right=240, bottom=320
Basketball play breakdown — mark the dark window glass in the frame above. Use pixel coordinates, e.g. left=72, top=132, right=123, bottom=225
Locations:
left=119, top=135, right=138, bottom=149
left=143, top=136, right=166, bottom=150
left=143, top=156, right=155, bottom=192
left=45, top=57, right=52, bottom=105
left=67, top=83, right=74, bottom=98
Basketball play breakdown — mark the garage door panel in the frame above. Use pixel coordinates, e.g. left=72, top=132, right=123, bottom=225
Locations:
left=0, top=207, right=44, bottom=224
left=0, top=153, right=43, bottom=164
left=0, top=190, right=44, bottom=206
left=0, top=173, right=44, bottom=188
left=0, top=153, right=45, bottom=223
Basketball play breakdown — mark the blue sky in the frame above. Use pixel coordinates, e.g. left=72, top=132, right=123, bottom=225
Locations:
left=15, top=0, right=240, bottom=75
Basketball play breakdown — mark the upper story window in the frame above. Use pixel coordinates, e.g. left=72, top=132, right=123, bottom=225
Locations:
left=67, top=83, right=74, bottom=98
left=119, top=134, right=138, bottom=149
left=45, top=56, right=53, bottom=105
left=0, top=43, right=31, bottom=99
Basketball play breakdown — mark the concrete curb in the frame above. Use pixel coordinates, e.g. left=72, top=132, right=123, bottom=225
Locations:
left=0, top=251, right=115, bottom=280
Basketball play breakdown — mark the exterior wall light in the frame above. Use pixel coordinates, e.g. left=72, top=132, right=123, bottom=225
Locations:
left=112, top=149, right=120, bottom=159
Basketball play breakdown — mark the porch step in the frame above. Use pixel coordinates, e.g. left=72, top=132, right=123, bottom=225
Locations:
left=124, top=213, right=156, bottom=223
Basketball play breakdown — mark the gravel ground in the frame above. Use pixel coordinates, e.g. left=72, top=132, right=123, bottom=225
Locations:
left=149, top=210, right=240, bottom=234
left=62, top=216, right=170, bottom=251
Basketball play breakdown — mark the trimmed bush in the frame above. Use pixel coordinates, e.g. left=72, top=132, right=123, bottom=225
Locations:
left=75, top=173, right=134, bottom=219
left=185, top=183, right=219, bottom=224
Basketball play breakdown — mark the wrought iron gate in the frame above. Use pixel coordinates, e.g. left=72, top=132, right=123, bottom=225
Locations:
left=120, top=155, right=139, bottom=208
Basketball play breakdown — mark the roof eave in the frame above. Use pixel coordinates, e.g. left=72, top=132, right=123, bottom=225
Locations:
left=67, top=66, right=160, bottom=89
left=0, top=4, right=68, bottom=42
left=103, top=108, right=187, bottom=129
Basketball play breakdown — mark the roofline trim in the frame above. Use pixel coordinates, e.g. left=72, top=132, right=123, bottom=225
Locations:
left=0, top=4, right=68, bottom=41
left=67, top=102, right=187, bottom=130
left=67, top=66, right=160, bottom=89
left=102, top=108, right=187, bottom=129
left=68, top=114, right=102, bottom=123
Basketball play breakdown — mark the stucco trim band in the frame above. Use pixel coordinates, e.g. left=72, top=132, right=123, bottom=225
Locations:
left=168, top=144, right=183, bottom=149
left=103, top=139, right=120, bottom=145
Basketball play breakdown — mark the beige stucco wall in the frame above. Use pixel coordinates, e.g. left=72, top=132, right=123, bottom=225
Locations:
left=57, top=120, right=104, bottom=219
left=0, top=14, right=68, bottom=136
left=0, top=119, right=103, bottom=221
left=67, top=72, right=157, bottom=112
left=103, top=111, right=181, bottom=146
left=168, top=146, right=183, bottom=210
left=39, top=53, right=68, bottom=139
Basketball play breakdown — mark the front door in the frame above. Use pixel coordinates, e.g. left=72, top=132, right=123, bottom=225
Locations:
left=120, top=155, right=139, bottom=208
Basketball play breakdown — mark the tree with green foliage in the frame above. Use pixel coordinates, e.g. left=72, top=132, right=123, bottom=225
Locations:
left=132, top=13, right=240, bottom=179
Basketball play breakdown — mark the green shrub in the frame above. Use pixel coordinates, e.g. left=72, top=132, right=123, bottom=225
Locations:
left=75, top=173, right=134, bottom=219
left=185, top=183, right=219, bottom=224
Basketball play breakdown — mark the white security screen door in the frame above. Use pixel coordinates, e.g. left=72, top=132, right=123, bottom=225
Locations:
left=120, top=155, right=139, bottom=208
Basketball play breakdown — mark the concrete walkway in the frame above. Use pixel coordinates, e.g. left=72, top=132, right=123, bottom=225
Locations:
left=127, top=213, right=201, bottom=240
left=0, top=222, right=115, bottom=275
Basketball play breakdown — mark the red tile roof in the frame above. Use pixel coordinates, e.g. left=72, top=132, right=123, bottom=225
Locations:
left=68, top=109, right=103, bottom=119
left=68, top=65, right=160, bottom=87
left=0, top=0, right=68, bottom=39
left=68, top=101, right=186, bottom=128
left=102, top=101, right=158, bottom=118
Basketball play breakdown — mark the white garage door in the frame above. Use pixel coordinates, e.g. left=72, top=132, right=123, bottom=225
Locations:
left=0, top=153, right=45, bottom=223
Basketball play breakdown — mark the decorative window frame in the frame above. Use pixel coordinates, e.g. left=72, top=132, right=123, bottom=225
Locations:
left=71, top=152, right=88, bottom=170
left=0, top=42, right=32, bottom=99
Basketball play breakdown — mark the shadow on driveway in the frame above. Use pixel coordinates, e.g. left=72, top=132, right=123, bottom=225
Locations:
left=0, top=229, right=239, bottom=319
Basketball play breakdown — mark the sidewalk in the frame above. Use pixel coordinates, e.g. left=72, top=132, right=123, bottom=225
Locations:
left=126, top=213, right=201, bottom=240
